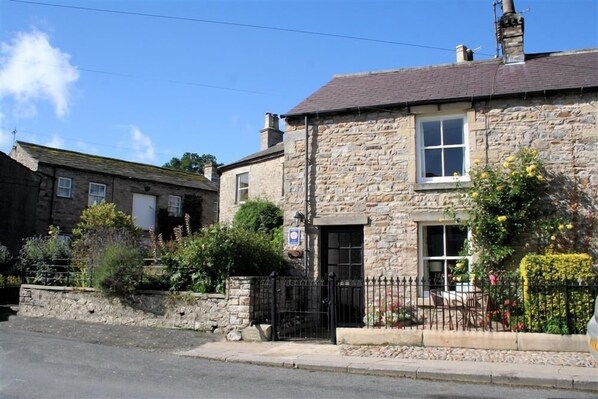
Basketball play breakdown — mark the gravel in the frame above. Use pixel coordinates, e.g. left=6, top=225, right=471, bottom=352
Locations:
left=341, top=344, right=598, bottom=368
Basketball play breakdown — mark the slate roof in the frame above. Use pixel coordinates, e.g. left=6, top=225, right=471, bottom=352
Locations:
left=15, top=141, right=218, bottom=192
left=219, top=142, right=284, bottom=172
left=284, top=49, right=598, bottom=117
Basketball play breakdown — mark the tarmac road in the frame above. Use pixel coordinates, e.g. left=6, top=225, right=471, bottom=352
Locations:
left=1, top=313, right=596, bottom=399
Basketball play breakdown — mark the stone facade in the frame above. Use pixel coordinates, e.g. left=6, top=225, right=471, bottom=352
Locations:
left=218, top=113, right=284, bottom=224
left=219, top=156, right=284, bottom=224
left=10, top=143, right=218, bottom=236
left=283, top=92, right=598, bottom=278
left=18, top=277, right=253, bottom=333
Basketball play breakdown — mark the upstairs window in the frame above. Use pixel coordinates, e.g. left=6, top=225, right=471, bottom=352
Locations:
left=88, top=182, right=106, bottom=206
left=168, top=195, right=182, bottom=217
left=236, top=172, right=249, bottom=203
left=417, top=115, right=468, bottom=182
left=57, top=177, right=72, bottom=198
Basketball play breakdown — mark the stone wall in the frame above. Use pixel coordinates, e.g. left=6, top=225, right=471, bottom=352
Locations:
left=283, top=92, right=598, bottom=277
left=18, top=277, right=253, bottom=334
left=219, top=155, right=284, bottom=225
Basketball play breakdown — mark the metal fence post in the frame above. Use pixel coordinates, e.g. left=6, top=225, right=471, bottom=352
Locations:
left=328, top=272, right=337, bottom=345
left=270, top=271, right=278, bottom=342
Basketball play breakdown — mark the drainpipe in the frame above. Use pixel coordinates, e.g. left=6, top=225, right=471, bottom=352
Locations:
left=48, top=166, right=56, bottom=228
left=304, top=115, right=309, bottom=277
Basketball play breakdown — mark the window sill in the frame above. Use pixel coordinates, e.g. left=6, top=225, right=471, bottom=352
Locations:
left=413, top=181, right=472, bottom=191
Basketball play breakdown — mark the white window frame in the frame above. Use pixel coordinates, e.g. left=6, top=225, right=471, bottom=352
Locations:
left=236, top=172, right=249, bottom=204
left=88, top=182, right=106, bottom=206
left=168, top=195, right=182, bottom=217
left=416, top=114, right=469, bottom=183
left=57, top=177, right=72, bottom=198
left=419, top=222, right=471, bottom=295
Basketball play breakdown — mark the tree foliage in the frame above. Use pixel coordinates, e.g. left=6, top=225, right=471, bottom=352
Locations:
left=163, top=152, right=220, bottom=174
left=233, top=199, right=283, bottom=235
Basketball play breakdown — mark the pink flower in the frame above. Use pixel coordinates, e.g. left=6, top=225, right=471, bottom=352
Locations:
left=489, top=274, right=498, bottom=285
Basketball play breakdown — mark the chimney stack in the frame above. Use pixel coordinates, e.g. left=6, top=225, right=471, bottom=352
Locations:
left=260, top=112, right=283, bottom=150
left=456, top=44, right=474, bottom=63
left=498, top=0, right=525, bottom=64
left=203, top=162, right=219, bottom=184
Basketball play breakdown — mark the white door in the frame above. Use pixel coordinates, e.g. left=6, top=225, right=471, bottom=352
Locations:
left=132, top=193, right=156, bottom=230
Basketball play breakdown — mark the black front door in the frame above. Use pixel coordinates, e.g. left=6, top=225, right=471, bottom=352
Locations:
left=322, top=227, right=364, bottom=326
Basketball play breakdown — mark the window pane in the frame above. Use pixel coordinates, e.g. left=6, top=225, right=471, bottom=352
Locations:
left=350, top=248, right=362, bottom=264
left=328, top=233, right=339, bottom=248
left=239, top=173, right=248, bottom=188
left=443, top=118, right=463, bottom=145
left=327, top=249, right=339, bottom=265
left=350, top=265, right=363, bottom=280
left=446, top=225, right=467, bottom=256
left=425, top=226, right=444, bottom=257
left=422, top=121, right=441, bottom=146
left=424, top=149, right=442, bottom=177
left=339, top=249, right=350, bottom=264
left=444, top=148, right=464, bottom=176
left=339, top=232, right=351, bottom=247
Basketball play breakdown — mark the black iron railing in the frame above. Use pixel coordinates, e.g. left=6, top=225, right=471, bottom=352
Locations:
left=251, top=273, right=598, bottom=336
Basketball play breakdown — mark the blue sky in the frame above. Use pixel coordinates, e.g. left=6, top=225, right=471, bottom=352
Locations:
left=0, top=0, right=596, bottom=167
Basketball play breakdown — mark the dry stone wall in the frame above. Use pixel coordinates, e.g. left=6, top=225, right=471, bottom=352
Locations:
left=18, top=277, right=253, bottom=334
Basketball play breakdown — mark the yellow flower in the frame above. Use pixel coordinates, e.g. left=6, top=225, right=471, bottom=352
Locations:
left=507, top=155, right=516, bottom=162
left=503, top=161, right=510, bottom=169
left=496, top=185, right=504, bottom=191
left=536, top=175, right=544, bottom=181
left=497, top=215, right=507, bottom=223
left=455, top=262, right=464, bottom=270
left=480, top=172, right=489, bottom=179
left=471, top=192, right=479, bottom=199
left=453, top=172, right=460, bottom=177
left=550, top=235, right=557, bottom=241
left=473, top=159, right=480, bottom=165
left=558, top=224, right=565, bottom=231
left=566, top=223, right=573, bottom=230
left=455, top=275, right=462, bottom=282
left=511, top=172, right=518, bottom=177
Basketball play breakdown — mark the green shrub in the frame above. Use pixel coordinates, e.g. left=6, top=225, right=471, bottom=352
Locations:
left=167, top=224, right=287, bottom=293
left=20, top=227, right=71, bottom=285
left=72, top=227, right=138, bottom=288
left=94, top=244, right=143, bottom=297
left=233, top=199, right=283, bottom=235
left=520, top=254, right=596, bottom=334
left=72, top=202, right=138, bottom=241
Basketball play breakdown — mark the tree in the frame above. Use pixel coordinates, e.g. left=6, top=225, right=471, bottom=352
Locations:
left=163, top=152, right=220, bottom=174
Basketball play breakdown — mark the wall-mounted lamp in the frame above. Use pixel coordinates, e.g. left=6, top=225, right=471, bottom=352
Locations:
left=293, top=211, right=305, bottom=226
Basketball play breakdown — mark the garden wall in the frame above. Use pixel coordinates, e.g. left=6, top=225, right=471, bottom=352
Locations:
left=18, top=277, right=253, bottom=334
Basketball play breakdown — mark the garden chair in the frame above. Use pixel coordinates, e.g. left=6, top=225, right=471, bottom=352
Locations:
left=465, top=292, right=489, bottom=330
left=430, top=289, right=454, bottom=329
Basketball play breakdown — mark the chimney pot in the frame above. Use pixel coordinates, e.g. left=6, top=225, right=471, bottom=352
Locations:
left=456, top=44, right=474, bottom=63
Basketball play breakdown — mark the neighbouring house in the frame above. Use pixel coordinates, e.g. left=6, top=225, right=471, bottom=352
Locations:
left=280, top=0, right=597, bottom=307
left=218, top=113, right=284, bottom=224
left=9, top=141, right=218, bottom=237
left=0, top=151, right=41, bottom=253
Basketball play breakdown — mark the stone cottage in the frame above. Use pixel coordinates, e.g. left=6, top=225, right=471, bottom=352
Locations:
left=218, top=113, right=284, bottom=224
left=10, top=141, right=218, bottom=236
left=280, top=1, right=597, bottom=294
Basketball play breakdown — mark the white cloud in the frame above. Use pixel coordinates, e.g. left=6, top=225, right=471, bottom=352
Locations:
left=130, top=126, right=155, bottom=162
left=0, top=30, right=79, bottom=118
left=44, top=134, right=65, bottom=149
left=0, top=112, right=12, bottom=150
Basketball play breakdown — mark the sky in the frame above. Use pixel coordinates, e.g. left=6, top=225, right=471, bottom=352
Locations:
left=0, top=0, right=596, bottom=167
